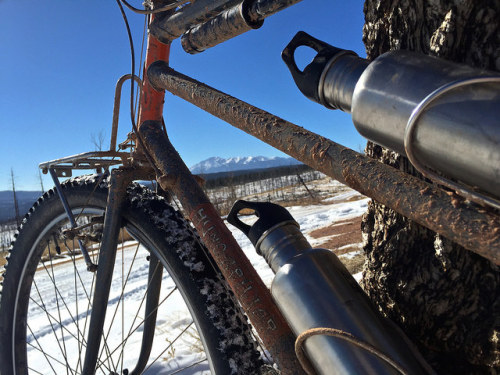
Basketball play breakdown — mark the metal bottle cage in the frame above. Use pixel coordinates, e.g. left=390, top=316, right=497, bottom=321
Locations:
left=404, top=76, right=500, bottom=210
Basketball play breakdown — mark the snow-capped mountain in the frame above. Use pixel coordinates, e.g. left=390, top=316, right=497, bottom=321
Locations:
left=190, top=156, right=301, bottom=174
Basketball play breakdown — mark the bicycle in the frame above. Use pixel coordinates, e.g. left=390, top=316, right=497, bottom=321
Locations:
left=1, top=1, right=499, bottom=374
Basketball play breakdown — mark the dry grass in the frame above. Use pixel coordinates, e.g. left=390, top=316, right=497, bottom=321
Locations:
left=340, top=253, right=365, bottom=275
left=185, top=326, right=204, bottom=353
left=0, top=251, right=7, bottom=268
left=308, top=216, right=365, bottom=275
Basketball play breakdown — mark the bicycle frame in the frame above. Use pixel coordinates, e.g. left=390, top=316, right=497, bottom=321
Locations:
left=40, top=1, right=500, bottom=374
left=135, top=19, right=304, bottom=372
left=57, top=12, right=303, bottom=372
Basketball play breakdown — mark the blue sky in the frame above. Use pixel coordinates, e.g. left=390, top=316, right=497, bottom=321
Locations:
left=0, top=0, right=366, bottom=191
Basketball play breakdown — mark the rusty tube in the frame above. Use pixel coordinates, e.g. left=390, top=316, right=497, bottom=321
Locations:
left=150, top=0, right=241, bottom=44
left=180, top=0, right=302, bottom=54
left=247, top=0, right=304, bottom=21
left=136, top=21, right=170, bottom=127
left=147, top=61, right=500, bottom=265
left=110, top=74, right=142, bottom=151
left=138, top=120, right=306, bottom=374
left=181, top=0, right=263, bottom=54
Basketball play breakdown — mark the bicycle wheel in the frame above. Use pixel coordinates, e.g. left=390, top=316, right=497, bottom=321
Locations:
left=0, top=175, right=263, bottom=375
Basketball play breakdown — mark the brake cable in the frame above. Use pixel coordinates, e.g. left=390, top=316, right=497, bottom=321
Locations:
left=120, top=0, right=188, bottom=14
left=115, top=0, right=164, bottom=178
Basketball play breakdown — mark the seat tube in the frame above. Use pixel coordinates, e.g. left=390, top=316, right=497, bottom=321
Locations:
left=136, top=13, right=170, bottom=151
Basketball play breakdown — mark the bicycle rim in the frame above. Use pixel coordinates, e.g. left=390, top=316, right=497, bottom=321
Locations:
left=1, top=178, right=262, bottom=375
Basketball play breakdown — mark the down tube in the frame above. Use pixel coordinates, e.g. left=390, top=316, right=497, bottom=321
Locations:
left=139, top=120, right=306, bottom=374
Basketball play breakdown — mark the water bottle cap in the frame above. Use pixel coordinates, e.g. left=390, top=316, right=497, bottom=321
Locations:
left=282, top=31, right=349, bottom=104
left=227, top=200, right=298, bottom=246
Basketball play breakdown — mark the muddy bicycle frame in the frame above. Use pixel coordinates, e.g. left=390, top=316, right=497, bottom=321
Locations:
left=39, top=3, right=500, bottom=374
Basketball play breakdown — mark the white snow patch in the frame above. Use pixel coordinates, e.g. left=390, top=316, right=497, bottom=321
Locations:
left=352, top=272, right=363, bottom=283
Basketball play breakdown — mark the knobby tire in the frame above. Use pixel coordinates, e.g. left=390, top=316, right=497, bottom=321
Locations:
left=0, top=175, right=263, bottom=375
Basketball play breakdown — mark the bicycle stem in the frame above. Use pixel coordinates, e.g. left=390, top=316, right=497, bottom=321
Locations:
left=146, top=62, right=500, bottom=265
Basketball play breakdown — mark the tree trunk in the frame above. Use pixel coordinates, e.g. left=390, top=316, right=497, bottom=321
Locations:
left=361, top=1, right=500, bottom=373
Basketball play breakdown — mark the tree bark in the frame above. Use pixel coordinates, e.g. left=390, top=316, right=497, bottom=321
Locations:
left=361, top=1, right=500, bottom=373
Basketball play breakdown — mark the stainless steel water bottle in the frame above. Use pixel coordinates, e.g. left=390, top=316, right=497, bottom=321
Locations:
left=282, top=32, right=500, bottom=201
left=228, top=200, right=431, bottom=375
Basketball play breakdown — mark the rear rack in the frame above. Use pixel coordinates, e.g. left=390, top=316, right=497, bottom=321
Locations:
left=40, top=73, right=143, bottom=178
left=39, top=151, right=129, bottom=177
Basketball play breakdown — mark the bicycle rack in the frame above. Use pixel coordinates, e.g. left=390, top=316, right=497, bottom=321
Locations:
left=40, top=74, right=145, bottom=270
left=48, top=167, right=98, bottom=272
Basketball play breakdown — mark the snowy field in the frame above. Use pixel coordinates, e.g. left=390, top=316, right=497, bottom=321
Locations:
left=229, top=196, right=369, bottom=287
left=7, top=184, right=369, bottom=374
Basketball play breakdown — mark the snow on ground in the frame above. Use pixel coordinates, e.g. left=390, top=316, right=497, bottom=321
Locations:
left=26, top=242, right=210, bottom=375
left=227, top=197, right=369, bottom=288
left=15, top=187, right=369, bottom=374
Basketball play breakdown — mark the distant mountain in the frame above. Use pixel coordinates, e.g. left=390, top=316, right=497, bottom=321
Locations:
left=190, top=156, right=301, bottom=174
left=0, top=156, right=301, bottom=222
left=0, top=191, right=42, bottom=223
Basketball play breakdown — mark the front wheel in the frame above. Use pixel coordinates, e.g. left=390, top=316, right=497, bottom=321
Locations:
left=0, top=175, right=262, bottom=374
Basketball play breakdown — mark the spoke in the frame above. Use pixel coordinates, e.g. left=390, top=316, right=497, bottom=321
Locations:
left=28, top=295, right=85, bottom=345
left=66, top=240, right=110, bottom=374
left=27, top=367, right=45, bottom=375
left=47, top=247, right=73, bottom=375
left=72, top=240, right=82, bottom=374
left=27, top=298, right=112, bottom=375
left=64, top=241, right=87, bottom=372
left=63, top=240, right=94, bottom=306
left=39, top=249, right=90, bottom=343
left=66, top=238, right=100, bottom=372
left=27, top=341, right=78, bottom=374
left=31, top=278, right=72, bottom=372
left=27, top=325, right=59, bottom=375
left=143, top=322, right=195, bottom=374
left=34, top=238, right=113, bottom=374
left=96, top=241, right=140, bottom=372
left=99, top=286, right=178, bottom=366
left=31, top=260, right=113, bottom=374
left=101, top=241, right=140, bottom=345
left=65, top=237, right=116, bottom=374
left=27, top=338, right=104, bottom=375
left=121, top=230, right=125, bottom=373
left=167, top=357, right=209, bottom=375
left=114, top=257, right=163, bottom=367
